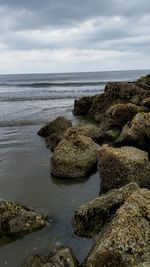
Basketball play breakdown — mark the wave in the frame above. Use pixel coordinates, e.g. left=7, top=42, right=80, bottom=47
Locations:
left=0, top=81, right=107, bottom=88
left=0, top=88, right=102, bottom=102
left=0, top=120, right=44, bottom=127
left=0, top=96, right=75, bottom=102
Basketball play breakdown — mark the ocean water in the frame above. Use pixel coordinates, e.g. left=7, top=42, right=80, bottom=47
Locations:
left=0, top=69, right=149, bottom=267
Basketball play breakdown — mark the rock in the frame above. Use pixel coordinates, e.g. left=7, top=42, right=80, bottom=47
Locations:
left=24, top=248, right=79, bottom=267
left=51, top=133, right=99, bottom=178
left=141, top=97, right=150, bottom=109
left=37, top=116, right=72, bottom=150
left=73, top=182, right=139, bottom=238
left=88, top=82, right=150, bottom=116
left=0, top=200, right=47, bottom=238
left=38, top=116, right=72, bottom=138
left=137, top=73, right=150, bottom=87
left=83, top=189, right=150, bottom=267
left=116, top=112, right=150, bottom=152
left=64, top=123, right=103, bottom=144
left=104, top=82, right=149, bottom=103
left=73, top=95, right=95, bottom=116
left=104, top=103, right=145, bottom=130
left=45, top=133, right=62, bottom=151
left=90, top=82, right=149, bottom=116
left=98, top=145, right=150, bottom=193
left=73, top=81, right=150, bottom=119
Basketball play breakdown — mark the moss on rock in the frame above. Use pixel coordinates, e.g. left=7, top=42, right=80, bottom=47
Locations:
left=0, top=200, right=47, bottom=238
left=73, top=182, right=139, bottom=238
left=84, top=189, right=150, bottom=267
left=51, top=133, right=99, bottom=178
left=98, top=145, right=150, bottom=193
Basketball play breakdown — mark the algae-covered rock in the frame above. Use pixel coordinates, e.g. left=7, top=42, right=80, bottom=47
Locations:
left=64, top=123, right=103, bottom=144
left=105, top=103, right=145, bottom=129
left=98, top=145, right=150, bottom=193
left=24, top=248, right=79, bottom=267
left=89, top=82, right=145, bottom=117
left=83, top=189, right=150, bottom=267
left=141, top=97, right=150, bottom=109
left=73, top=182, right=139, bottom=238
left=116, top=112, right=150, bottom=152
left=137, top=73, right=150, bottom=87
left=0, top=200, right=47, bottom=238
left=37, top=116, right=72, bottom=150
left=73, top=96, right=95, bottom=116
left=45, top=133, right=62, bottom=151
left=38, top=116, right=72, bottom=138
left=51, top=133, right=99, bottom=178
left=73, top=81, right=150, bottom=119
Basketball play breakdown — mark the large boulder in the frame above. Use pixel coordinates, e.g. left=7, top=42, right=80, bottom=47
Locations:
left=51, top=133, right=99, bottom=178
left=83, top=189, right=150, bottom=267
left=73, top=182, right=139, bottom=238
left=73, top=81, right=150, bottom=119
left=0, top=200, right=47, bottom=238
left=64, top=123, right=103, bottom=144
left=24, top=248, right=78, bottom=267
left=37, top=116, right=72, bottom=150
left=89, top=82, right=146, bottom=117
left=98, top=145, right=150, bottom=193
left=104, top=103, right=145, bottom=130
left=116, top=112, right=150, bottom=152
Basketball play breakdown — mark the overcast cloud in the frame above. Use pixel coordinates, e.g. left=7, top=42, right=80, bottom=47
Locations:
left=0, top=0, right=150, bottom=73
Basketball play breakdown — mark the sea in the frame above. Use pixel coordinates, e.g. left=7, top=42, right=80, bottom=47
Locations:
left=0, top=69, right=149, bottom=267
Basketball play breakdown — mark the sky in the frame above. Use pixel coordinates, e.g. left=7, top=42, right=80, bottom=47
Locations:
left=0, top=0, right=150, bottom=74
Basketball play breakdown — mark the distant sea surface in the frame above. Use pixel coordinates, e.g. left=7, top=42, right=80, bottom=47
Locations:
left=0, top=69, right=149, bottom=267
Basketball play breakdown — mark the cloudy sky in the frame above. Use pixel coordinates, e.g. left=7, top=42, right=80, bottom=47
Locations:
left=0, top=0, right=150, bottom=74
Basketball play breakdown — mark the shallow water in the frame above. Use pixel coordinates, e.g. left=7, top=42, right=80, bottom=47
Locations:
left=0, top=70, right=150, bottom=266
left=0, top=125, right=100, bottom=267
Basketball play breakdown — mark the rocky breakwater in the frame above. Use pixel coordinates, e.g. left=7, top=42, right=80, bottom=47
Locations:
left=35, top=74, right=150, bottom=267
left=71, top=74, right=150, bottom=267
left=73, top=74, right=150, bottom=136
left=0, top=200, right=47, bottom=239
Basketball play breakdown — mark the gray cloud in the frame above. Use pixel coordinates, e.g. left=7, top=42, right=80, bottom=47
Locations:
left=0, top=0, right=150, bottom=73
left=0, top=0, right=150, bottom=29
